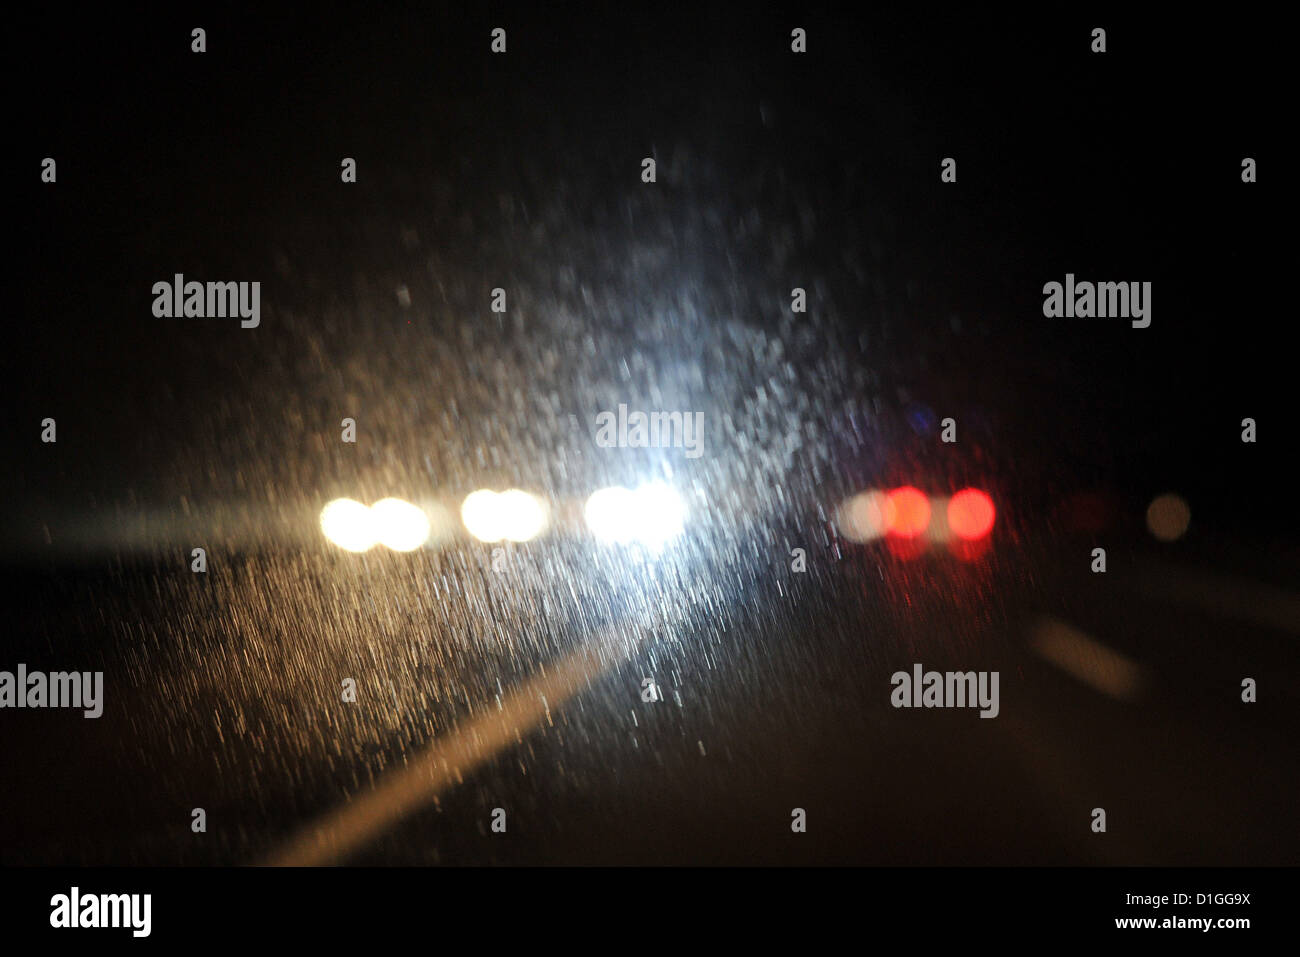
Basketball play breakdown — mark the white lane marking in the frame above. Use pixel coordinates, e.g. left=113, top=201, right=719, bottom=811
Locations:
left=265, top=628, right=637, bottom=866
left=1030, top=617, right=1144, bottom=701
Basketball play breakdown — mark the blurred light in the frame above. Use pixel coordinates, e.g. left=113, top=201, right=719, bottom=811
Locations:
left=1146, top=493, right=1190, bottom=542
left=585, top=483, right=685, bottom=549
left=905, top=403, right=937, bottom=435
left=837, top=489, right=887, bottom=543
left=461, top=489, right=548, bottom=543
left=497, top=489, right=548, bottom=542
left=948, top=488, right=996, bottom=540
left=1032, top=617, right=1143, bottom=700
left=584, top=486, right=638, bottom=543
left=883, top=486, right=931, bottom=538
left=320, top=498, right=377, bottom=552
left=370, top=497, right=431, bottom=552
left=460, top=490, right=501, bottom=542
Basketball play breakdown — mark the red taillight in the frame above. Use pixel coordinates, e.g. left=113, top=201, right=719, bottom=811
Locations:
left=948, top=488, right=995, bottom=540
left=883, top=486, right=931, bottom=538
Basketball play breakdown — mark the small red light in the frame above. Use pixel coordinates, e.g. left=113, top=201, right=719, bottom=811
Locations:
left=883, top=486, right=931, bottom=538
left=948, top=488, right=995, bottom=540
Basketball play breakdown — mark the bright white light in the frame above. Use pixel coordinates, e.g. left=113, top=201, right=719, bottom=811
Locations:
left=584, top=486, right=638, bottom=543
left=461, top=489, right=548, bottom=542
left=320, top=498, right=377, bottom=552
left=585, top=483, right=685, bottom=549
left=633, top=483, right=686, bottom=546
left=497, top=489, right=548, bottom=542
left=370, top=497, right=431, bottom=552
left=460, top=490, right=501, bottom=542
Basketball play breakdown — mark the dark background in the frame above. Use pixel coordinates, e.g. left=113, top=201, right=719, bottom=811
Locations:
left=8, top=6, right=1286, bottom=526
left=2, top=4, right=1292, bottom=866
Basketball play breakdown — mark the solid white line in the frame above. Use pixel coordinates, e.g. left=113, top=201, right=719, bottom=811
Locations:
left=264, top=628, right=635, bottom=866
left=1030, top=617, right=1144, bottom=701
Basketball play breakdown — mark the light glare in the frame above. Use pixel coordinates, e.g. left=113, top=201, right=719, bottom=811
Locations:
left=883, top=486, right=932, bottom=539
left=585, top=483, right=685, bottom=549
left=461, top=489, right=548, bottom=542
left=837, top=489, right=887, bottom=543
left=948, top=489, right=996, bottom=541
left=320, top=498, right=377, bottom=552
left=371, top=497, right=431, bottom=551
left=498, top=489, right=548, bottom=542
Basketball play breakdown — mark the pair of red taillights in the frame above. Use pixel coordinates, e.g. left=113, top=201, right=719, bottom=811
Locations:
left=883, top=486, right=995, bottom=540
